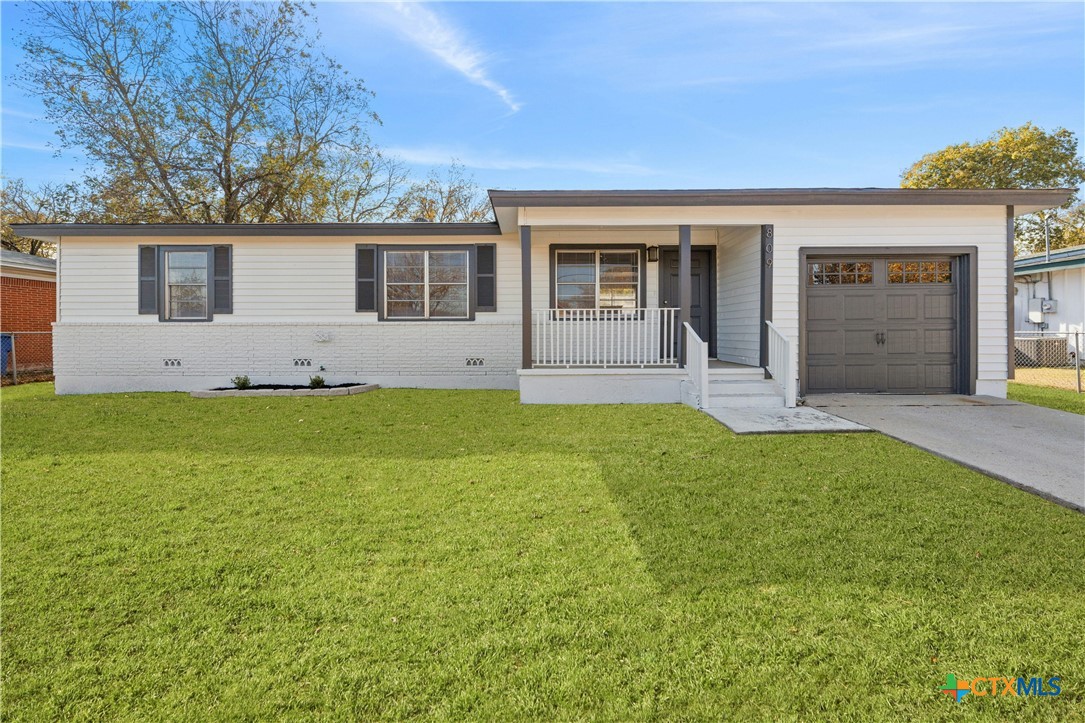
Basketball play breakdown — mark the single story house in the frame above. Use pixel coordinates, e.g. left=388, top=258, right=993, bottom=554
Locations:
left=1013, top=242, right=1084, bottom=368
left=15, top=187, right=1074, bottom=406
left=1013, top=243, right=1084, bottom=334
left=1, top=248, right=58, bottom=371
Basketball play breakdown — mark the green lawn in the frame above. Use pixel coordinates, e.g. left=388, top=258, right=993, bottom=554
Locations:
left=1008, top=381, right=1085, bottom=415
left=3, top=384, right=1083, bottom=720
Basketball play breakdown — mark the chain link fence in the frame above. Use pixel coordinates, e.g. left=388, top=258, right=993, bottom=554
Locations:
left=1, top=331, right=54, bottom=386
left=1013, top=331, right=1082, bottom=393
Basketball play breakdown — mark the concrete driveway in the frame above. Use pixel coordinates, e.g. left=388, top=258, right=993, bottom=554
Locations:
left=807, top=395, right=1085, bottom=512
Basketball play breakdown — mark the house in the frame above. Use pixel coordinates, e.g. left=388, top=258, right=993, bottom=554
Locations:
left=1013, top=243, right=1084, bottom=334
left=1012, top=242, right=1084, bottom=369
left=14, top=187, right=1074, bottom=406
left=1, top=249, right=58, bottom=372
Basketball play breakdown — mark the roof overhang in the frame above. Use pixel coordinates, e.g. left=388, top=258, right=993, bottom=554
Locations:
left=11, top=221, right=504, bottom=243
left=487, top=187, right=1076, bottom=232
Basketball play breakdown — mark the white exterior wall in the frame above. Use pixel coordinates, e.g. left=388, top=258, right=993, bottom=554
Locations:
left=520, top=204, right=1010, bottom=397
left=715, top=226, right=761, bottom=366
left=54, top=233, right=521, bottom=393
left=1014, top=267, right=1085, bottom=334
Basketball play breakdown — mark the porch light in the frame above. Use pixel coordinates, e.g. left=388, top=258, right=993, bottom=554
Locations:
left=647, top=246, right=660, bottom=263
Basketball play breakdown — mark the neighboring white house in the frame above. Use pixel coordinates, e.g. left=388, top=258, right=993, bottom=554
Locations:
left=15, top=187, right=1074, bottom=405
left=1013, top=243, right=1085, bottom=335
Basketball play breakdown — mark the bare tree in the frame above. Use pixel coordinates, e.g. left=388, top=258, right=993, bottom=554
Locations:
left=389, top=164, right=493, bottom=223
left=17, top=1, right=400, bottom=224
left=1, top=178, right=88, bottom=256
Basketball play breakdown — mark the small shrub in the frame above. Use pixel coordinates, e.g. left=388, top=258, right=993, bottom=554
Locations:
left=308, top=375, right=325, bottom=389
left=232, top=375, right=251, bottom=390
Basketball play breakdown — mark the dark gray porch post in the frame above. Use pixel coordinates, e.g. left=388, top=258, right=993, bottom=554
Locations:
left=521, top=225, right=533, bottom=369
left=759, top=224, right=774, bottom=368
left=678, top=224, right=692, bottom=365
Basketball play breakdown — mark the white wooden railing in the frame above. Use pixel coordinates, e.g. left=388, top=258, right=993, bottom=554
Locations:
left=532, top=308, right=678, bottom=367
left=765, top=321, right=798, bottom=407
left=684, top=322, right=709, bottom=408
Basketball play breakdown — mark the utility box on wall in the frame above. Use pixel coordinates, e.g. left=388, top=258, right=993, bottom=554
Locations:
left=1028, top=298, right=1047, bottom=324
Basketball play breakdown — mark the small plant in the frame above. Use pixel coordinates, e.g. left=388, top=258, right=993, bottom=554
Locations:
left=308, top=375, right=325, bottom=389
left=232, top=375, right=251, bottom=390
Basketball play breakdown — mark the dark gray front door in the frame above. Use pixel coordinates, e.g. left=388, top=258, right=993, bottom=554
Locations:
left=660, top=249, right=713, bottom=355
left=804, top=257, right=958, bottom=394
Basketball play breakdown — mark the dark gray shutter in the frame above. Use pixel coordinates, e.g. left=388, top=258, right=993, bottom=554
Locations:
left=138, top=245, right=158, bottom=314
left=476, top=244, right=496, bottom=312
left=213, top=245, right=232, bottom=314
left=356, top=245, right=377, bottom=312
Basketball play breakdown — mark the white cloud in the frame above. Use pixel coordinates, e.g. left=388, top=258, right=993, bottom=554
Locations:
left=387, top=145, right=653, bottom=176
left=380, top=2, right=521, bottom=113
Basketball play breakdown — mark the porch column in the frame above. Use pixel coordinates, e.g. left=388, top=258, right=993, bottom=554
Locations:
left=521, top=225, right=533, bottom=369
left=759, top=224, right=774, bottom=368
left=678, top=224, right=691, bottom=365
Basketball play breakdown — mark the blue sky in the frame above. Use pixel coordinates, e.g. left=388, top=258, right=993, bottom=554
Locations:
left=2, top=1, right=1083, bottom=191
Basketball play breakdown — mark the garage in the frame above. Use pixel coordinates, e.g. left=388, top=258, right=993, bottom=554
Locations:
left=803, top=254, right=968, bottom=394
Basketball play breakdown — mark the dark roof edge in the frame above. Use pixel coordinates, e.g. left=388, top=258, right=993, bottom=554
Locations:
left=487, top=187, right=1077, bottom=208
left=10, top=222, right=504, bottom=238
left=1013, top=258, right=1085, bottom=274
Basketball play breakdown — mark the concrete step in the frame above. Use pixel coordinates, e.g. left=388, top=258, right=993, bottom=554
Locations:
left=704, top=393, right=786, bottom=409
left=707, top=379, right=779, bottom=395
left=706, top=367, right=766, bottom=381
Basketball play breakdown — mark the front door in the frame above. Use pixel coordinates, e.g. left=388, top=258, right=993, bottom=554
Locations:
left=660, top=249, right=714, bottom=356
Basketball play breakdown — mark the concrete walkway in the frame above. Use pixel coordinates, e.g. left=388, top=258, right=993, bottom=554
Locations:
left=702, top=406, right=869, bottom=434
left=808, top=395, right=1085, bottom=512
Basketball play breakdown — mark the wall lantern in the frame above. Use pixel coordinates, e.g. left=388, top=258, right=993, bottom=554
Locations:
left=646, top=246, right=660, bottom=263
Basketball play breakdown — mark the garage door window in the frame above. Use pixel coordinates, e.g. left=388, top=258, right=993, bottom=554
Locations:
left=807, top=261, right=873, bottom=285
left=888, top=260, right=952, bottom=284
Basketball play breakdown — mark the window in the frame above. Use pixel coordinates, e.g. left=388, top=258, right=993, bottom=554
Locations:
left=555, top=250, right=640, bottom=310
left=164, top=250, right=210, bottom=320
left=139, top=245, right=231, bottom=320
left=807, top=261, right=873, bottom=285
left=384, top=249, right=469, bottom=319
left=888, top=260, right=952, bottom=284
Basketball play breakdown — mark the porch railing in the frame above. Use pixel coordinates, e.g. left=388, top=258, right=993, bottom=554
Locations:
left=765, top=321, right=798, bottom=407
left=684, top=322, right=709, bottom=407
left=532, top=308, right=679, bottom=367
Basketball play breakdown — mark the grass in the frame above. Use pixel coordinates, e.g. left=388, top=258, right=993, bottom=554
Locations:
left=3, top=383, right=1084, bottom=721
left=1007, top=382, right=1085, bottom=415
left=1012, top=367, right=1081, bottom=393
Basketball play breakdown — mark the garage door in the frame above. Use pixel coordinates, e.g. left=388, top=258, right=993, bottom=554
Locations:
left=804, top=257, right=958, bottom=394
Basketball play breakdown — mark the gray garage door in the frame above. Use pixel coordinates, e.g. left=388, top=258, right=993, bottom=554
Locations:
left=804, top=257, right=958, bottom=394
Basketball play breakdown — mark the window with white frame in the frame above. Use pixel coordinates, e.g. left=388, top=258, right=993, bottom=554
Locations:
left=384, top=249, right=470, bottom=319
left=555, top=250, right=639, bottom=311
left=164, top=249, right=211, bottom=320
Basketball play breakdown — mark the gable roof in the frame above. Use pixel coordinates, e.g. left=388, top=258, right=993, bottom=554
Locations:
left=1, top=249, right=57, bottom=275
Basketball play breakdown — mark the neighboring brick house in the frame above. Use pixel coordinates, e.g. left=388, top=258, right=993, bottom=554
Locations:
left=1, top=249, right=57, bottom=370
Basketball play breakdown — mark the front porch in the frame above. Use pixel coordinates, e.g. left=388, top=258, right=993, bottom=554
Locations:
left=516, top=223, right=797, bottom=407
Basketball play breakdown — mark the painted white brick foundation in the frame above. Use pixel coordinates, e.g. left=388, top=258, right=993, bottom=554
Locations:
left=54, top=322, right=520, bottom=394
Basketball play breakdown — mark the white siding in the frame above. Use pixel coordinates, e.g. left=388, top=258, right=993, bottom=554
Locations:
left=1014, top=268, right=1085, bottom=334
left=55, top=233, right=522, bottom=393
left=715, top=226, right=761, bottom=365
left=59, top=233, right=520, bottom=323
